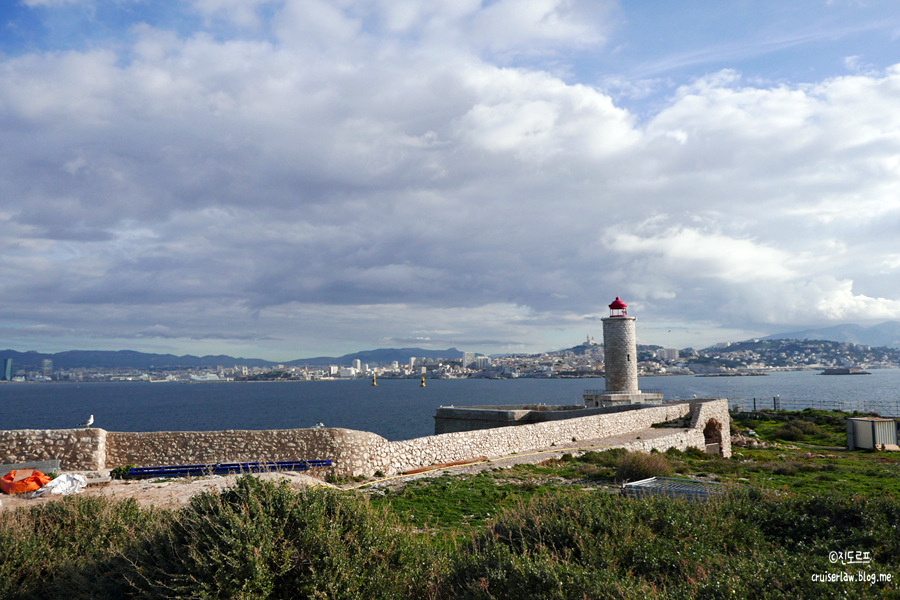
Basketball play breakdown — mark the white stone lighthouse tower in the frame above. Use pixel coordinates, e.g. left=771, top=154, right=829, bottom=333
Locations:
left=584, top=296, right=663, bottom=407
left=602, top=297, right=639, bottom=394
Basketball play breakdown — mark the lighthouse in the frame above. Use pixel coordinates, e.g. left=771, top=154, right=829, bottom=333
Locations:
left=584, top=297, right=663, bottom=408
left=602, top=297, right=639, bottom=394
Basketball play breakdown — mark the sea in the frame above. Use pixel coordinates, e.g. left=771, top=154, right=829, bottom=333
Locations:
left=2, top=370, right=899, bottom=441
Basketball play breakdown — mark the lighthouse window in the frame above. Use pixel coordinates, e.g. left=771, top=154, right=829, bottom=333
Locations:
left=627, top=354, right=631, bottom=362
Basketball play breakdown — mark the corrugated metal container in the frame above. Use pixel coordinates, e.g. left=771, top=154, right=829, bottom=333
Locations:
left=846, top=418, right=898, bottom=450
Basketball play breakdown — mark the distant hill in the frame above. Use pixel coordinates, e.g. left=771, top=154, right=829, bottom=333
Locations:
left=0, top=347, right=464, bottom=371
left=285, top=347, right=462, bottom=366
left=764, top=321, right=900, bottom=349
left=0, top=349, right=276, bottom=371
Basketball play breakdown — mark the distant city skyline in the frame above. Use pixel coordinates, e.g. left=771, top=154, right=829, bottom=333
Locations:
left=3, top=1, right=900, bottom=361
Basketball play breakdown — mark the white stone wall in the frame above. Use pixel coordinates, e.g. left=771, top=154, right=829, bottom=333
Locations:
left=602, top=316, right=638, bottom=392
left=367, top=401, right=715, bottom=476
left=0, top=400, right=730, bottom=477
left=688, top=398, right=733, bottom=457
left=0, top=428, right=107, bottom=471
left=105, top=428, right=387, bottom=477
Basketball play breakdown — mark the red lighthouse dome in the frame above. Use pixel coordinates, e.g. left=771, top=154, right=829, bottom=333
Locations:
left=608, top=297, right=628, bottom=317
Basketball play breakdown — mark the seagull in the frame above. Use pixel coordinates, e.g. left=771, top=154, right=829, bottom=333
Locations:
left=77, top=414, right=94, bottom=428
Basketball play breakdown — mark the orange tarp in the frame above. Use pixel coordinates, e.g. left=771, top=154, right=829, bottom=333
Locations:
left=0, top=469, right=52, bottom=495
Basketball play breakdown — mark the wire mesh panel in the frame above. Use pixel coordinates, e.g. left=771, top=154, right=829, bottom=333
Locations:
left=621, top=477, right=724, bottom=501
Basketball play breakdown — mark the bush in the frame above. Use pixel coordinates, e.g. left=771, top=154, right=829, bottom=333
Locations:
left=684, top=446, right=708, bottom=459
left=774, top=420, right=823, bottom=441
left=2, top=474, right=899, bottom=599
left=444, top=488, right=900, bottom=599
left=127, top=475, right=438, bottom=599
left=109, top=465, right=135, bottom=480
left=579, top=448, right=626, bottom=466
left=0, top=496, right=168, bottom=599
left=615, top=451, right=673, bottom=482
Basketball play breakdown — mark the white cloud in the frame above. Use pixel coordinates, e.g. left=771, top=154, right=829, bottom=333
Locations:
left=3, top=1, right=900, bottom=356
left=21, top=0, right=88, bottom=6
left=608, top=225, right=799, bottom=284
left=467, top=0, right=615, bottom=55
left=190, top=0, right=274, bottom=29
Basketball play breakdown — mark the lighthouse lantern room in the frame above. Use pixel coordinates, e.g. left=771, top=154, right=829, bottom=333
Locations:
left=609, top=296, right=628, bottom=317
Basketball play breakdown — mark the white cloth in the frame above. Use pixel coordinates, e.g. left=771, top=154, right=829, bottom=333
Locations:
left=27, top=474, right=87, bottom=498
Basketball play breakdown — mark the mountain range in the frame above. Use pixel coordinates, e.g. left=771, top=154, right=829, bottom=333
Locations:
left=0, top=347, right=463, bottom=371
left=764, top=321, right=900, bottom=349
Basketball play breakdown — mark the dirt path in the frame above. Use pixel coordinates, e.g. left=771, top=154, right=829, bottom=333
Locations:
left=0, top=471, right=333, bottom=513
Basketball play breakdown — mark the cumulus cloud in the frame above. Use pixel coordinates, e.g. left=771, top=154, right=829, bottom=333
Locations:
left=2, top=0, right=900, bottom=358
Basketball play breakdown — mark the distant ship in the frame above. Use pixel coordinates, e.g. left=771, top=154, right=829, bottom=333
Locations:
left=190, top=373, right=221, bottom=382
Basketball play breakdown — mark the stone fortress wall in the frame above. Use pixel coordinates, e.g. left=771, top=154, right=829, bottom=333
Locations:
left=0, top=399, right=730, bottom=477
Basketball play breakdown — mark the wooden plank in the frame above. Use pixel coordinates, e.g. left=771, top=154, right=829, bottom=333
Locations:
left=0, top=459, right=62, bottom=477
left=11, top=469, right=34, bottom=482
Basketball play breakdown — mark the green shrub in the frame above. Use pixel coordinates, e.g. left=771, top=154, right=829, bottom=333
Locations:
left=127, top=475, right=436, bottom=599
left=109, top=465, right=135, bottom=480
left=615, top=451, right=673, bottom=482
left=573, top=463, right=613, bottom=480
left=684, top=446, right=707, bottom=459
left=0, top=496, right=168, bottom=599
left=579, top=448, right=626, bottom=466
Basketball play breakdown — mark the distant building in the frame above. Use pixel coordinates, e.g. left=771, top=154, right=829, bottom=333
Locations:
left=352, top=359, right=361, bottom=371
left=1, top=358, right=11, bottom=381
left=657, top=348, right=679, bottom=361
left=462, top=352, right=475, bottom=369
left=42, top=359, right=52, bottom=378
left=474, top=356, right=492, bottom=369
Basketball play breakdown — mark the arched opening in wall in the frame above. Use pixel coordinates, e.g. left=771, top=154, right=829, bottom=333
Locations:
left=703, top=419, right=723, bottom=455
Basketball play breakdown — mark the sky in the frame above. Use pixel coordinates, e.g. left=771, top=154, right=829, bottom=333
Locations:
left=2, top=0, right=900, bottom=361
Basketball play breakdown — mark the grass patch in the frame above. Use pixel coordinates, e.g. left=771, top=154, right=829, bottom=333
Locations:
left=372, top=472, right=565, bottom=530
left=734, top=409, right=852, bottom=446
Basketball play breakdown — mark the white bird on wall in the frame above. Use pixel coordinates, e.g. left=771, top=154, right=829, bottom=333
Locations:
left=77, top=414, right=94, bottom=428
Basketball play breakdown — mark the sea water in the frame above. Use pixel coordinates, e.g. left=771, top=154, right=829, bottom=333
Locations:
left=1, top=370, right=899, bottom=441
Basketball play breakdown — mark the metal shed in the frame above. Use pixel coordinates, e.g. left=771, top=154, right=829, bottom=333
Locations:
left=846, top=417, right=899, bottom=450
